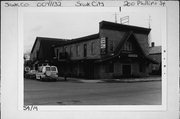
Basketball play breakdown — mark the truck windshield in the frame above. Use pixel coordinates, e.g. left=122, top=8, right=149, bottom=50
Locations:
left=46, top=67, right=51, bottom=71
left=51, top=66, right=57, bottom=71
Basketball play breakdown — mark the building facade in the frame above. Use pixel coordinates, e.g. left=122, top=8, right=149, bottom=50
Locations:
left=53, top=21, right=158, bottom=79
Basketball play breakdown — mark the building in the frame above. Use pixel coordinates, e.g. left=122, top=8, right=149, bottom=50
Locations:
left=149, top=42, right=161, bottom=75
left=30, top=37, right=67, bottom=70
left=53, top=21, right=158, bottom=79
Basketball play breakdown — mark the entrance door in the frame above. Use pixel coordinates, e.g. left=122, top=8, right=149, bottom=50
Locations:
left=84, top=44, right=87, bottom=57
left=122, top=64, right=131, bottom=77
left=84, top=63, right=94, bottom=79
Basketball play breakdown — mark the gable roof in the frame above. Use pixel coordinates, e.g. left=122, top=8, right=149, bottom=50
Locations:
left=149, top=46, right=162, bottom=54
left=54, top=33, right=99, bottom=47
left=96, top=32, right=158, bottom=64
left=31, top=37, right=67, bottom=53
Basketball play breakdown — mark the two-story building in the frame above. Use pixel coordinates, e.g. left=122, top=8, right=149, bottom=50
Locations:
left=54, top=21, right=158, bottom=79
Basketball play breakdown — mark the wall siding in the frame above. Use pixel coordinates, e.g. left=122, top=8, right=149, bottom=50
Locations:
left=54, top=38, right=101, bottom=60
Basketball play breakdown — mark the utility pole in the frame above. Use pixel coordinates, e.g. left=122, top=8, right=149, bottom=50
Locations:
left=114, top=13, right=117, bottom=23
left=148, top=15, right=152, bottom=28
left=148, top=15, right=152, bottom=47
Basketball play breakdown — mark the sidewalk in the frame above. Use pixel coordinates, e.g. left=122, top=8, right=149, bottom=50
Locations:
left=57, top=76, right=161, bottom=83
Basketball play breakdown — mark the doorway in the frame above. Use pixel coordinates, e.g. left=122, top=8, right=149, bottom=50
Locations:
left=84, top=62, right=94, bottom=79
left=122, top=64, right=131, bottom=77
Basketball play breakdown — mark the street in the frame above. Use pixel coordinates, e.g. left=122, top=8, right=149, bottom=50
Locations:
left=24, top=78, right=161, bottom=105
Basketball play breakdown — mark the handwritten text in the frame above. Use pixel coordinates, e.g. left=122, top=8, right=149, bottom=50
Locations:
left=123, top=0, right=165, bottom=7
left=75, top=1, right=104, bottom=7
left=5, top=2, right=30, bottom=7
left=37, top=1, right=61, bottom=7
left=24, top=105, right=38, bottom=111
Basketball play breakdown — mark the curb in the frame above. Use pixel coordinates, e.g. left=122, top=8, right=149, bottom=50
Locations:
left=57, top=77, right=161, bottom=83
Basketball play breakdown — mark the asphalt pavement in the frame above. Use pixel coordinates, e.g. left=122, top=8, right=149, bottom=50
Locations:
left=24, top=77, right=161, bottom=105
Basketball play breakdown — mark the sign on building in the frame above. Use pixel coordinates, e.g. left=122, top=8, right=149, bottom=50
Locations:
left=128, top=54, right=138, bottom=57
left=100, top=37, right=107, bottom=54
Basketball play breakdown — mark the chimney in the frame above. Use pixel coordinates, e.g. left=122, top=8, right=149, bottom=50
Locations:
left=151, top=42, right=155, bottom=47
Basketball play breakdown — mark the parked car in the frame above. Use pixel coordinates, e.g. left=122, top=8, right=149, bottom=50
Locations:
left=35, top=65, right=58, bottom=81
left=24, top=70, right=36, bottom=79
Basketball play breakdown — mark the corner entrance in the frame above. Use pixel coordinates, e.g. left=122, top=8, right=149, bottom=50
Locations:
left=122, top=64, right=131, bottom=77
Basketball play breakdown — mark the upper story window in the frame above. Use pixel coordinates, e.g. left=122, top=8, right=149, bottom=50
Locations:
left=70, top=46, right=73, bottom=57
left=56, top=49, right=59, bottom=59
left=91, top=42, right=95, bottom=55
left=109, top=40, right=114, bottom=52
left=122, top=40, right=133, bottom=51
left=76, top=45, right=80, bottom=56
left=64, top=47, right=67, bottom=53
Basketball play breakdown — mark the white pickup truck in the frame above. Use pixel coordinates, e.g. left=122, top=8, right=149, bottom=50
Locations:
left=36, top=65, right=58, bottom=81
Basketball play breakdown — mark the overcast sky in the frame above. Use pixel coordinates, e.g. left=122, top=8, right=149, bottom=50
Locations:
left=23, top=7, right=164, bottom=53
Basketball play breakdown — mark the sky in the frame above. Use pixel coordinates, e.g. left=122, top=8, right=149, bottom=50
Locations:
left=23, top=7, right=165, bottom=53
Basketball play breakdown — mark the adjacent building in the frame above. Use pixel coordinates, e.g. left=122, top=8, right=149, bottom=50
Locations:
left=53, top=21, right=158, bottom=79
left=149, top=42, right=161, bottom=75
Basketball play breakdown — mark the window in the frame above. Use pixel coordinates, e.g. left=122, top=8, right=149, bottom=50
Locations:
left=91, top=42, right=95, bottom=54
left=76, top=45, right=80, bottom=56
left=70, top=46, right=72, bottom=57
left=64, top=47, right=67, bottom=53
left=122, top=41, right=133, bottom=51
left=56, top=49, right=59, bottom=59
left=109, top=40, right=114, bottom=52
left=84, top=44, right=87, bottom=57
left=59, top=52, right=61, bottom=60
